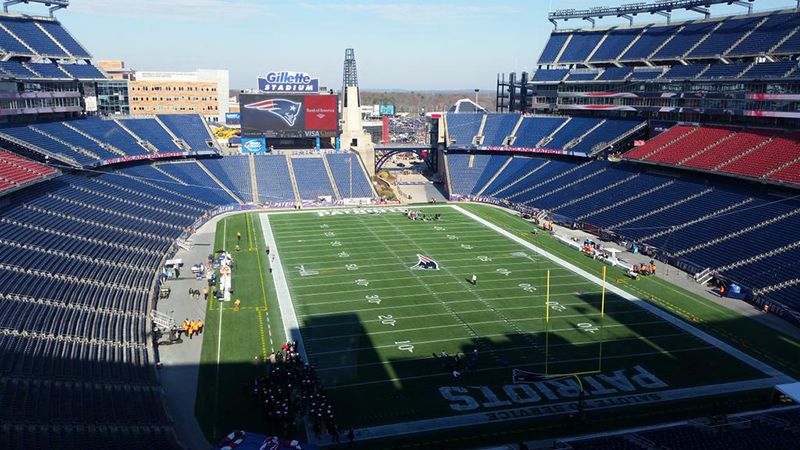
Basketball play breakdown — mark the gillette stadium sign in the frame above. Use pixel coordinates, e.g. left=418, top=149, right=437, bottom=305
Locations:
left=258, top=71, right=319, bottom=93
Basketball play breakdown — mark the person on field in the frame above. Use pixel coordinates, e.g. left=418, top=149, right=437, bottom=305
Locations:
left=188, top=320, right=196, bottom=339
left=182, top=318, right=189, bottom=337
left=192, top=320, right=200, bottom=337
left=237, top=231, right=242, bottom=242
left=471, top=274, right=477, bottom=285
left=197, top=319, right=204, bottom=335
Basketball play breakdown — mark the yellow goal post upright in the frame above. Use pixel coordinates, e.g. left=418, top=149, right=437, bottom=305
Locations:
left=541, top=266, right=609, bottom=389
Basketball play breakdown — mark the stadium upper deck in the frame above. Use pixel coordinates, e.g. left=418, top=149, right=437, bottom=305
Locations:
left=500, top=7, right=800, bottom=123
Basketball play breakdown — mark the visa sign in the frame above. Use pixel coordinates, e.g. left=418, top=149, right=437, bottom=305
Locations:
left=242, top=137, right=266, bottom=153
left=258, top=71, right=320, bottom=93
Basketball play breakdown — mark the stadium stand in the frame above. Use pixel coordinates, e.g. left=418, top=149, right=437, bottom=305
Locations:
left=252, top=154, right=296, bottom=202
left=0, top=17, right=68, bottom=57
left=326, top=152, right=374, bottom=199
left=25, top=62, right=69, bottom=78
left=157, top=115, right=214, bottom=151
left=291, top=156, right=336, bottom=200
left=595, top=66, right=632, bottom=81
left=590, top=28, right=640, bottom=62
left=154, top=161, right=239, bottom=205
left=0, top=148, right=56, bottom=193
left=531, top=68, right=569, bottom=82
left=538, top=32, right=570, bottom=64
left=58, top=63, right=107, bottom=79
left=450, top=152, right=800, bottom=312
left=512, top=117, right=568, bottom=148
left=621, top=25, right=680, bottom=60
left=118, top=118, right=181, bottom=152
left=35, top=19, right=92, bottom=58
left=447, top=153, right=510, bottom=196
left=556, top=407, right=800, bottom=450
left=558, top=32, right=606, bottom=63
left=200, top=157, right=255, bottom=203
left=0, top=60, right=37, bottom=78
left=480, top=114, right=519, bottom=146
left=446, top=113, right=484, bottom=146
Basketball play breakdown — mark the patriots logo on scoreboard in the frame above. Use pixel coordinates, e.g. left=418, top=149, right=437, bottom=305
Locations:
left=411, top=254, right=439, bottom=270
left=244, top=98, right=302, bottom=126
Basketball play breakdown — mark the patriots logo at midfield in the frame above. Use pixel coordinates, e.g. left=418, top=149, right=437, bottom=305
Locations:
left=244, top=98, right=302, bottom=126
left=411, top=254, right=439, bottom=270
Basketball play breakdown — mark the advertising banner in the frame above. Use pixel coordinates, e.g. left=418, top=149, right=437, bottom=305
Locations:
left=241, top=137, right=267, bottom=153
left=257, top=71, right=320, bottom=93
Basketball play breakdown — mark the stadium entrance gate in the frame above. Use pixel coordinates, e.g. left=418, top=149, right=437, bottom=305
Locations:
left=375, top=146, right=438, bottom=173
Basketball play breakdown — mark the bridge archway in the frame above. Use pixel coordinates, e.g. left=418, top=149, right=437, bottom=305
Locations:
left=375, top=147, right=437, bottom=173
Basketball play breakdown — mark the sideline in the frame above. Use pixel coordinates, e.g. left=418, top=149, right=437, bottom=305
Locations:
left=259, top=213, right=307, bottom=360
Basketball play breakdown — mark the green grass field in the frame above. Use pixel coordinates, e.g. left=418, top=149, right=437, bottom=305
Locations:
left=195, top=204, right=800, bottom=448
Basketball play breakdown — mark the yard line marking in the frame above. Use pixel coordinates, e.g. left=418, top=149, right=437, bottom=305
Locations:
left=315, top=332, right=694, bottom=373
left=308, top=320, right=668, bottom=355
left=303, top=303, right=648, bottom=334
left=212, top=216, right=227, bottom=438
left=257, top=309, right=268, bottom=361
left=289, top=279, right=596, bottom=298
left=326, top=345, right=715, bottom=390
left=303, top=309, right=651, bottom=342
left=295, top=290, right=604, bottom=309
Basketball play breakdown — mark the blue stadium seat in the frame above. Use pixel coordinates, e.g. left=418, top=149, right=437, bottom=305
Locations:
left=291, top=156, right=336, bottom=200
left=35, top=20, right=91, bottom=58
left=446, top=113, right=483, bottom=146
left=741, top=61, right=799, bottom=79
left=326, top=153, right=373, bottom=199
left=25, top=62, right=69, bottom=79
left=539, top=33, right=569, bottom=63
left=687, top=16, right=762, bottom=57
left=447, top=153, right=509, bottom=196
left=0, top=61, right=37, bottom=78
left=596, top=66, right=632, bottom=81
left=590, top=28, right=641, bottom=62
left=531, top=68, right=568, bottom=82
left=201, top=157, right=254, bottom=203
left=118, top=118, right=180, bottom=152
left=157, top=115, right=214, bottom=151
left=653, top=21, right=719, bottom=59
left=253, top=154, right=296, bottom=202
left=558, top=31, right=605, bottom=63
left=58, top=64, right=106, bottom=79
left=0, top=17, right=67, bottom=57
left=512, top=117, right=568, bottom=148
left=621, top=25, right=679, bottom=60
left=481, top=114, right=519, bottom=146
left=727, top=12, right=800, bottom=56
left=661, top=64, right=709, bottom=80
left=695, top=62, right=750, bottom=80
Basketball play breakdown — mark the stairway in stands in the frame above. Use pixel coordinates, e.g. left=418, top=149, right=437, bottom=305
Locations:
left=249, top=153, right=259, bottom=203
left=196, top=161, right=243, bottom=204
left=285, top=156, right=302, bottom=202
left=321, top=153, right=342, bottom=200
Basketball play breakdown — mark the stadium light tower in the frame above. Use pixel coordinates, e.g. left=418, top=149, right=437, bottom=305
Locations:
left=3, top=0, right=69, bottom=17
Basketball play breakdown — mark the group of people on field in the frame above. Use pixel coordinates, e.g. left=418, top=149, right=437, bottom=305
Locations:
left=244, top=341, right=349, bottom=443
left=631, top=261, right=657, bottom=276
left=404, top=209, right=441, bottom=221
left=437, top=349, right=479, bottom=378
left=181, top=318, right=204, bottom=339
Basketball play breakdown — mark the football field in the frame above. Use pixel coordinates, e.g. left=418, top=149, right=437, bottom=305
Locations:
left=196, top=204, right=797, bottom=446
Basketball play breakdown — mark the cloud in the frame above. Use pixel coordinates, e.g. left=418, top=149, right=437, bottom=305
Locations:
left=305, top=2, right=519, bottom=24
left=69, top=0, right=274, bottom=20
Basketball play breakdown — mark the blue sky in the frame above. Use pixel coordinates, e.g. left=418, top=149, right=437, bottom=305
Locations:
left=11, top=0, right=797, bottom=90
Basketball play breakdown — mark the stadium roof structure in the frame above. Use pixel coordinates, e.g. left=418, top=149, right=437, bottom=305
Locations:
left=549, top=0, right=755, bottom=28
left=776, top=383, right=800, bottom=403
left=3, top=0, right=69, bottom=17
